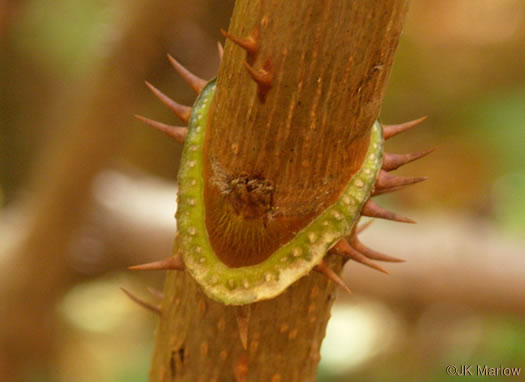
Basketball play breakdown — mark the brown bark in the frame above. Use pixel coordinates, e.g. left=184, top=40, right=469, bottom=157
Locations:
left=150, top=1, right=409, bottom=381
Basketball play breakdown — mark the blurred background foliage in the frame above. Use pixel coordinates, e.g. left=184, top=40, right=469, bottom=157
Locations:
left=1, top=0, right=524, bottom=381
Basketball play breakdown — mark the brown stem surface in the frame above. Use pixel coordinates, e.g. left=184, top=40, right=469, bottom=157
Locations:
left=150, top=1, right=409, bottom=381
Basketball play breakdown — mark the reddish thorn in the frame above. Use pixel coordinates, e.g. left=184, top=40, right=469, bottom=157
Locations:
left=361, top=199, right=416, bottom=224
left=147, top=287, right=164, bottom=299
left=244, top=59, right=273, bottom=102
left=128, top=255, right=185, bottom=271
left=217, top=41, right=224, bottom=61
left=236, top=305, right=251, bottom=350
left=349, top=236, right=405, bottom=263
left=383, top=116, right=427, bottom=140
left=121, top=288, right=161, bottom=314
left=375, top=170, right=428, bottom=190
left=244, top=61, right=272, bottom=86
left=220, top=27, right=259, bottom=55
left=333, top=240, right=390, bottom=274
left=356, top=219, right=375, bottom=234
left=167, top=54, right=206, bottom=94
left=315, top=261, right=351, bottom=295
left=145, top=81, right=192, bottom=123
left=382, top=146, right=437, bottom=171
left=372, top=185, right=404, bottom=196
left=135, top=115, right=187, bottom=144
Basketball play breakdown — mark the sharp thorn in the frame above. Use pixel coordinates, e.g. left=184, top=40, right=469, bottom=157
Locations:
left=144, top=81, right=191, bottom=123
left=372, top=185, right=404, bottom=196
left=128, top=255, right=185, bottom=271
left=349, top=236, right=405, bottom=263
left=383, top=116, right=427, bottom=140
left=244, top=60, right=272, bottom=87
left=243, top=60, right=273, bottom=102
left=333, top=240, right=389, bottom=274
left=135, top=115, right=187, bottom=144
left=167, top=54, right=206, bottom=94
left=235, top=305, right=251, bottom=350
left=147, top=287, right=164, bottom=299
left=220, top=28, right=259, bottom=55
left=355, top=219, right=375, bottom=234
left=217, top=41, right=224, bottom=61
left=382, top=147, right=437, bottom=171
left=361, top=199, right=416, bottom=224
left=315, top=261, right=351, bottom=295
left=121, top=288, right=161, bottom=314
left=375, top=170, right=428, bottom=190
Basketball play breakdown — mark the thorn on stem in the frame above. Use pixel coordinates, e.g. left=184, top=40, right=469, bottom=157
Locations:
left=135, top=115, right=187, bottom=144
left=244, top=59, right=273, bottom=102
left=121, top=288, right=161, bottom=314
left=333, top=240, right=389, bottom=274
left=145, top=81, right=192, bottom=124
left=220, top=27, right=259, bottom=57
left=383, top=116, right=427, bottom=140
left=128, top=255, right=185, bottom=271
left=167, top=54, right=207, bottom=94
left=349, top=235, right=405, bottom=263
left=382, top=147, right=437, bottom=171
left=375, top=170, right=427, bottom=191
left=361, top=200, right=416, bottom=224
left=315, top=261, right=351, bottom=295
left=236, top=305, right=251, bottom=350
left=372, top=185, right=404, bottom=196
left=355, top=219, right=375, bottom=234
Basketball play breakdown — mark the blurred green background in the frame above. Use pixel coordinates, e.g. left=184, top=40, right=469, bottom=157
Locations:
left=1, top=1, right=524, bottom=381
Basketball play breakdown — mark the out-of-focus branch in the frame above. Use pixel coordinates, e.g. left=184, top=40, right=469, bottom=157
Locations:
left=347, top=213, right=525, bottom=316
left=6, top=170, right=522, bottom=320
left=0, top=1, right=181, bottom=380
left=88, top=171, right=525, bottom=316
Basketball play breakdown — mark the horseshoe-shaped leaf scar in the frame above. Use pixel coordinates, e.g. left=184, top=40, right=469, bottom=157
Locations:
left=130, top=47, right=432, bottom=307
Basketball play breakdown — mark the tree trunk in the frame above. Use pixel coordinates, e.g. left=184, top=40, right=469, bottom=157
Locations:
left=149, top=1, right=409, bottom=381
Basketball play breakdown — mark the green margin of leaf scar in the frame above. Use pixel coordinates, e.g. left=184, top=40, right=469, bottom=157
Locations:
left=176, top=79, right=384, bottom=305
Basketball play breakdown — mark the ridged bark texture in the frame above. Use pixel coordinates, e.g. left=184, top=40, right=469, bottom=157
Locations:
left=150, top=1, right=409, bottom=381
